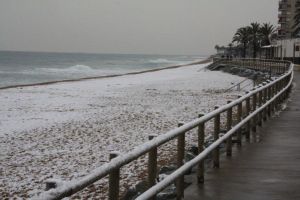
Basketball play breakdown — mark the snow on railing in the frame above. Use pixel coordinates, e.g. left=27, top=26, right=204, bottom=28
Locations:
left=137, top=63, right=295, bottom=200
left=38, top=59, right=294, bottom=200
left=225, top=78, right=252, bottom=92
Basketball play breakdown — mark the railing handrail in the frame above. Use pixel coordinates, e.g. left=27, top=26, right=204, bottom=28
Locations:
left=213, top=57, right=289, bottom=63
left=136, top=65, right=295, bottom=200
left=225, top=78, right=250, bottom=92
left=38, top=59, right=294, bottom=200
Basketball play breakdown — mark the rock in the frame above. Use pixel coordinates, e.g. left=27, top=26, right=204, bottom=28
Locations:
left=185, top=152, right=196, bottom=162
left=121, top=187, right=138, bottom=200
left=121, top=181, right=148, bottom=200
left=45, top=178, right=64, bottom=191
left=135, top=180, right=148, bottom=193
left=220, top=129, right=227, bottom=134
left=188, top=145, right=198, bottom=155
left=159, top=165, right=177, bottom=175
left=123, top=168, right=189, bottom=200
left=158, top=165, right=177, bottom=182
left=241, top=127, right=247, bottom=134
left=157, top=184, right=177, bottom=200
left=204, top=135, right=214, bottom=147
left=184, top=152, right=196, bottom=175
left=211, top=64, right=271, bottom=82
left=219, top=142, right=225, bottom=149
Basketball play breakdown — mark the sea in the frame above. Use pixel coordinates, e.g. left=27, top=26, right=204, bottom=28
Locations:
left=0, top=51, right=206, bottom=88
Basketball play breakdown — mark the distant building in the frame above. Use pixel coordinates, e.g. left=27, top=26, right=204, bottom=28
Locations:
left=215, top=46, right=226, bottom=57
left=275, top=38, right=300, bottom=62
left=262, top=38, right=300, bottom=64
left=278, top=0, right=297, bottom=38
left=262, top=0, right=300, bottom=63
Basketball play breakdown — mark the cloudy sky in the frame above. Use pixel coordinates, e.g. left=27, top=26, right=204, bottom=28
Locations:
left=0, top=0, right=278, bottom=55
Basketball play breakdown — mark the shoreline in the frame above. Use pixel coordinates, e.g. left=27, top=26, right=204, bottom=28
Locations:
left=0, top=58, right=212, bottom=90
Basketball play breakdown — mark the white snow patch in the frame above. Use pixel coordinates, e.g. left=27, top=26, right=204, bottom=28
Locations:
left=0, top=63, right=247, bottom=199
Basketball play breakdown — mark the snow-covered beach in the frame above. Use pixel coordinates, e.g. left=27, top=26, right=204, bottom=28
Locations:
left=0, top=62, right=248, bottom=199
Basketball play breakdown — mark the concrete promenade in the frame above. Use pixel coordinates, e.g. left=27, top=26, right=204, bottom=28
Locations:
left=184, top=71, right=300, bottom=200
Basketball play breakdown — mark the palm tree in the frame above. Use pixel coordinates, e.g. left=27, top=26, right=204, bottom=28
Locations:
left=248, top=22, right=261, bottom=58
left=232, top=27, right=250, bottom=58
left=260, top=23, right=275, bottom=46
left=214, top=45, right=220, bottom=51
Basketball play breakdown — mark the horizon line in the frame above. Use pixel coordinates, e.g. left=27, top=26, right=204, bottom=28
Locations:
left=0, top=49, right=210, bottom=57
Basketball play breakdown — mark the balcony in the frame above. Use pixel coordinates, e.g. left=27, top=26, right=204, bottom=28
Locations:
left=279, top=0, right=288, bottom=4
left=280, top=23, right=289, bottom=30
left=278, top=12, right=288, bottom=18
left=279, top=3, right=288, bottom=11
left=279, top=0, right=290, bottom=11
left=278, top=29, right=287, bottom=37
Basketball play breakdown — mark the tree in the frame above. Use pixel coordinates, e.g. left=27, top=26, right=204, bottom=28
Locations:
left=260, top=23, right=275, bottom=46
left=214, top=45, right=220, bottom=51
left=228, top=43, right=233, bottom=57
left=232, top=27, right=250, bottom=58
left=248, top=22, right=261, bottom=58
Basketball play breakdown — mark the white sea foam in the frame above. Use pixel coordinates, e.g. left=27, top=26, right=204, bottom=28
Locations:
left=0, top=65, right=97, bottom=75
left=39, top=65, right=95, bottom=74
left=148, top=58, right=180, bottom=64
left=67, top=64, right=94, bottom=71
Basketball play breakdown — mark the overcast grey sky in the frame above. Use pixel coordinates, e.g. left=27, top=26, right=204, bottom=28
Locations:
left=0, top=0, right=278, bottom=55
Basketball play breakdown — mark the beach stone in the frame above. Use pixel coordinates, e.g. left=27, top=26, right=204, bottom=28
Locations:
left=121, top=187, right=137, bottom=200
left=157, top=184, right=177, bottom=200
left=123, top=183, right=178, bottom=200
left=184, top=152, right=196, bottom=175
left=158, top=165, right=177, bottom=183
left=123, top=170, right=187, bottom=200
left=159, top=165, right=177, bottom=175
left=241, top=127, right=247, bottom=135
left=188, top=145, right=198, bottom=155
left=220, top=129, right=227, bottom=134
left=135, top=181, right=148, bottom=193
left=122, top=181, right=148, bottom=200
left=204, top=135, right=214, bottom=147
left=45, top=178, right=64, bottom=191
left=185, top=152, right=196, bottom=162
left=209, top=64, right=271, bottom=82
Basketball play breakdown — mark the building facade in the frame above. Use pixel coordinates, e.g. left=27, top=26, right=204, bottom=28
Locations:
left=278, top=0, right=297, bottom=38
left=262, top=38, right=300, bottom=64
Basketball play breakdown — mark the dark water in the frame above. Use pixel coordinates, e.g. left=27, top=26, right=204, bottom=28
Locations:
left=0, top=51, right=205, bottom=87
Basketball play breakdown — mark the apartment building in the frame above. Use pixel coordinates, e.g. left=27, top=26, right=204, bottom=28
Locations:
left=278, top=0, right=297, bottom=38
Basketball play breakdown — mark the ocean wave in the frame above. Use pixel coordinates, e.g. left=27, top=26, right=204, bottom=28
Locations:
left=39, top=65, right=95, bottom=74
left=147, top=58, right=179, bottom=64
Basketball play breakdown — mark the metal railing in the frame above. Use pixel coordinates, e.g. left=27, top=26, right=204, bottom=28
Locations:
left=225, top=78, right=253, bottom=92
left=209, top=58, right=290, bottom=75
left=38, top=59, right=294, bottom=200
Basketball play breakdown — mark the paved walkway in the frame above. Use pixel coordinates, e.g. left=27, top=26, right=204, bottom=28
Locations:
left=184, top=71, right=300, bottom=200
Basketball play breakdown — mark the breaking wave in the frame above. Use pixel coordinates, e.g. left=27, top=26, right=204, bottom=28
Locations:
left=39, top=65, right=95, bottom=74
left=147, top=59, right=180, bottom=64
